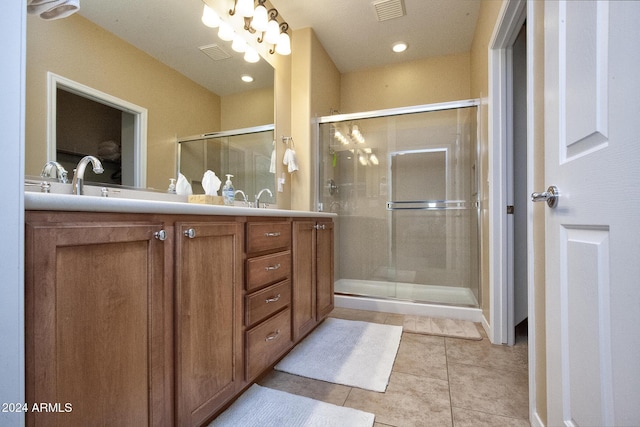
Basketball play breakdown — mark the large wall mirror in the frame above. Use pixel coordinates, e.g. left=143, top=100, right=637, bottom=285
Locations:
left=25, top=0, right=275, bottom=195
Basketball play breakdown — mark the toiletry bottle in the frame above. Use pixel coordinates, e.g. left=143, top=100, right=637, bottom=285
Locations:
left=223, top=174, right=235, bottom=206
left=167, top=178, right=176, bottom=194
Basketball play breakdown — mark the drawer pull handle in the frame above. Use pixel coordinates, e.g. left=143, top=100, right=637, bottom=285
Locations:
left=265, top=263, right=281, bottom=271
left=264, top=232, right=281, bottom=237
left=265, top=294, right=281, bottom=303
left=265, top=330, right=280, bottom=341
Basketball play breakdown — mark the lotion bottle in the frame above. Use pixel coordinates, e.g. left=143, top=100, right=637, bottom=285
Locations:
left=223, top=174, right=235, bottom=206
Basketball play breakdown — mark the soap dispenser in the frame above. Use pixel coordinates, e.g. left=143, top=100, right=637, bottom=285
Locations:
left=222, top=174, right=235, bottom=206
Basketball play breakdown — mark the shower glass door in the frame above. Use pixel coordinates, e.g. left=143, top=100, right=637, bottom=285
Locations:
left=318, top=102, right=479, bottom=307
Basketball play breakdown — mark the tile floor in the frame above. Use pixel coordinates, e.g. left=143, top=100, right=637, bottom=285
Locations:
left=258, top=307, right=530, bottom=427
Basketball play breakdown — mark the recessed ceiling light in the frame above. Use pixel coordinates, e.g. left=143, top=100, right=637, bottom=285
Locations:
left=241, top=75, right=254, bottom=83
left=392, top=42, right=407, bottom=53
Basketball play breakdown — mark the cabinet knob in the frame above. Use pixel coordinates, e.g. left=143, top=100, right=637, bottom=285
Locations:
left=153, top=230, right=168, bottom=241
left=314, top=224, right=326, bottom=230
left=183, top=228, right=196, bottom=239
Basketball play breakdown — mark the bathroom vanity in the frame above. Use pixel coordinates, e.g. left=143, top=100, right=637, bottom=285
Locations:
left=24, top=191, right=334, bottom=426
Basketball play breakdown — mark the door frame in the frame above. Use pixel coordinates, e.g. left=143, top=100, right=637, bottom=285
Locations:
left=47, top=72, right=148, bottom=188
left=488, top=0, right=542, bottom=425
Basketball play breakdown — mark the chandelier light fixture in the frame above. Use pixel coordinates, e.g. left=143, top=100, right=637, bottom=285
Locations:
left=200, top=2, right=292, bottom=60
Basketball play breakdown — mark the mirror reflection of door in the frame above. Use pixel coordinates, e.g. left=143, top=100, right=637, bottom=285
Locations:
left=56, top=87, right=136, bottom=186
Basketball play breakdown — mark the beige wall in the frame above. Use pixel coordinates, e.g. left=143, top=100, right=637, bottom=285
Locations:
left=221, top=87, right=274, bottom=131
left=290, top=28, right=341, bottom=211
left=470, top=0, right=503, bottom=321
left=26, top=14, right=221, bottom=190
left=340, top=53, right=471, bottom=113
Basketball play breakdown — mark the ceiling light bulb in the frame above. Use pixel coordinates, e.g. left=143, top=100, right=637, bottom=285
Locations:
left=275, top=32, right=291, bottom=55
left=251, top=5, right=269, bottom=32
left=201, top=5, right=221, bottom=28
left=231, top=35, right=247, bottom=53
left=218, top=21, right=234, bottom=41
left=241, top=74, right=254, bottom=83
left=244, top=47, right=260, bottom=63
left=235, top=0, right=254, bottom=18
left=369, top=153, right=379, bottom=165
left=264, top=19, right=280, bottom=45
left=392, top=42, right=408, bottom=53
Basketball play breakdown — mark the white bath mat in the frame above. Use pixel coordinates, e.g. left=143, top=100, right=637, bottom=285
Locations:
left=209, top=384, right=374, bottom=427
left=274, top=318, right=402, bottom=392
left=403, top=315, right=482, bottom=340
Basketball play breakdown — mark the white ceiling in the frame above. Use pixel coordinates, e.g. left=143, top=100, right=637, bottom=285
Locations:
left=271, top=0, right=481, bottom=73
left=78, top=0, right=480, bottom=94
left=78, top=0, right=274, bottom=96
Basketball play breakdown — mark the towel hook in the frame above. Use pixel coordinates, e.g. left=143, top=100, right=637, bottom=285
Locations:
left=282, top=136, right=294, bottom=147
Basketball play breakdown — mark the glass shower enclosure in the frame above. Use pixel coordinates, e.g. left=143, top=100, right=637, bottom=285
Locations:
left=317, top=100, right=480, bottom=307
left=177, top=125, right=276, bottom=205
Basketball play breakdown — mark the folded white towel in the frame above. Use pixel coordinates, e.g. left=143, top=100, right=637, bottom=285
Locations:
left=283, top=148, right=299, bottom=173
left=269, top=147, right=276, bottom=174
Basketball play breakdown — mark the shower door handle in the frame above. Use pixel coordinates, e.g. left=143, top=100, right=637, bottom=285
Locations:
left=531, top=186, right=559, bottom=208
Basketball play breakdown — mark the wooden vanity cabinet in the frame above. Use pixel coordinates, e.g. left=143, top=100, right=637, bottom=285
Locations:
left=174, top=220, right=244, bottom=427
left=292, top=219, right=334, bottom=342
left=243, top=219, right=293, bottom=382
left=24, top=212, right=173, bottom=427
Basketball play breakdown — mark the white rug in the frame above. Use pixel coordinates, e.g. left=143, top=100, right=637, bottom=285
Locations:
left=274, top=318, right=403, bottom=392
left=210, top=384, right=374, bottom=427
left=403, top=315, right=482, bottom=340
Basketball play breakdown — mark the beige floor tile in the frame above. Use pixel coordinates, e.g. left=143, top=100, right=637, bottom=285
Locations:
left=445, top=336, right=528, bottom=374
left=393, top=332, right=448, bottom=381
left=452, top=407, right=530, bottom=427
left=448, top=363, right=529, bottom=420
left=345, top=371, right=452, bottom=427
left=328, top=307, right=390, bottom=324
left=257, top=370, right=351, bottom=406
left=384, top=313, right=405, bottom=326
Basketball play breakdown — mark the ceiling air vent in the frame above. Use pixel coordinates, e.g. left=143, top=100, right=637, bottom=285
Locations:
left=199, top=44, right=231, bottom=61
left=373, top=0, right=406, bottom=22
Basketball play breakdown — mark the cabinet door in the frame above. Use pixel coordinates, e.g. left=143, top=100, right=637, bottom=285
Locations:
left=316, top=220, right=335, bottom=320
left=25, top=218, right=171, bottom=427
left=175, top=221, right=243, bottom=427
left=292, top=220, right=317, bottom=342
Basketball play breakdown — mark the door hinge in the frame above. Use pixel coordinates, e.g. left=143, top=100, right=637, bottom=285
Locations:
left=507, top=205, right=515, bottom=215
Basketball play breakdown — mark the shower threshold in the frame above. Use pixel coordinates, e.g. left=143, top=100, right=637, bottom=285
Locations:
left=335, top=278, right=479, bottom=308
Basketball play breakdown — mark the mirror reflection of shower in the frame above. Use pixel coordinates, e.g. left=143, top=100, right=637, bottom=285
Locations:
left=318, top=100, right=480, bottom=308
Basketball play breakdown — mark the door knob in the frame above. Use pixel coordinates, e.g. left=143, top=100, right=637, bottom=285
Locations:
left=531, top=186, right=559, bottom=208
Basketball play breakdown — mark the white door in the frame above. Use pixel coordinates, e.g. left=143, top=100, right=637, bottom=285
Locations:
left=543, top=1, right=640, bottom=426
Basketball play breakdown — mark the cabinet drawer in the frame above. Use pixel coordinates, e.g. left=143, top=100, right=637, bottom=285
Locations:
left=246, top=222, right=291, bottom=254
left=246, top=280, right=291, bottom=328
left=245, top=308, right=292, bottom=381
left=246, top=250, right=291, bottom=291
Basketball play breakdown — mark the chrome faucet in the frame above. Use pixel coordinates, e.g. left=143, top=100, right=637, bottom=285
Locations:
left=234, top=190, right=250, bottom=207
left=72, top=155, right=104, bottom=195
left=40, top=161, right=69, bottom=183
left=254, top=188, right=273, bottom=208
